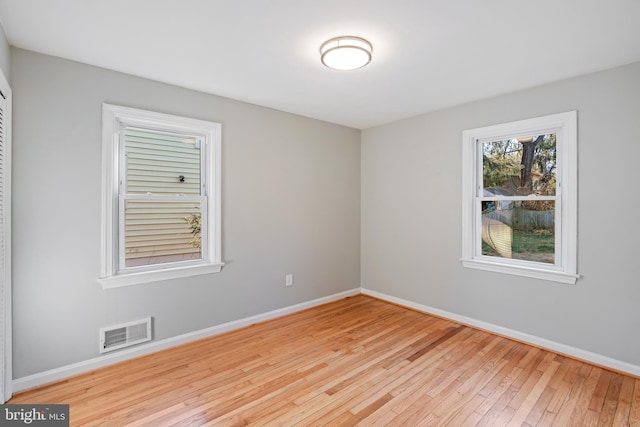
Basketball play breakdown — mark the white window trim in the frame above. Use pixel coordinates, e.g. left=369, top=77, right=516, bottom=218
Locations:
left=100, top=104, right=223, bottom=289
left=461, top=111, right=578, bottom=285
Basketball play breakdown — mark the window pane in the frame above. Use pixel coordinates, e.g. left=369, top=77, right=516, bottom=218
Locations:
left=125, top=128, right=201, bottom=195
left=124, top=200, right=202, bottom=268
left=482, top=200, right=555, bottom=264
left=482, top=134, right=556, bottom=196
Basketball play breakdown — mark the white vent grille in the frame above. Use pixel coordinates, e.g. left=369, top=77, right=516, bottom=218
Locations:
left=100, top=317, right=152, bottom=353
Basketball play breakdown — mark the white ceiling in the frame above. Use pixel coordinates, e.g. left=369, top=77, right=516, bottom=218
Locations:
left=0, top=0, right=639, bottom=129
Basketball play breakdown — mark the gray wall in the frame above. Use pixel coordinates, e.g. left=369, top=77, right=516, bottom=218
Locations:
left=0, top=24, right=9, bottom=80
left=362, top=61, right=640, bottom=366
left=11, top=48, right=361, bottom=378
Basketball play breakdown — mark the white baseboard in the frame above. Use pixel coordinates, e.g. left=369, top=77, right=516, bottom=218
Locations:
left=361, top=288, right=640, bottom=377
left=14, top=286, right=639, bottom=393
left=13, top=288, right=361, bottom=393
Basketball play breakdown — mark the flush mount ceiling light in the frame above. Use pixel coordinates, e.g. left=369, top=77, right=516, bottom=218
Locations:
left=320, top=36, right=373, bottom=71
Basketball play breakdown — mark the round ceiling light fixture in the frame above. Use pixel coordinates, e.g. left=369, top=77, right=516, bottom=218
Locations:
left=320, top=36, right=372, bottom=71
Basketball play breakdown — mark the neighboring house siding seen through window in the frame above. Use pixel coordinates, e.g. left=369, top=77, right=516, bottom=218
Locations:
left=461, top=111, right=578, bottom=284
left=123, top=128, right=203, bottom=267
left=100, top=104, right=222, bottom=288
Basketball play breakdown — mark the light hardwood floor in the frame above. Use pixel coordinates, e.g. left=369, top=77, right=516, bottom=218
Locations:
left=10, top=295, right=640, bottom=426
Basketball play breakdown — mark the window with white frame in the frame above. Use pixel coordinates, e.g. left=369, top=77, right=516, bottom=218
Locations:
left=461, top=111, right=578, bottom=284
left=100, top=104, right=222, bottom=288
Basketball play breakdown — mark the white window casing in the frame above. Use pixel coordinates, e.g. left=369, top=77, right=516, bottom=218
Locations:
left=461, top=111, right=578, bottom=284
left=100, top=104, right=223, bottom=289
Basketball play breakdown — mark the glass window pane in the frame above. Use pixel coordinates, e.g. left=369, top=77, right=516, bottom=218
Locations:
left=124, top=200, right=202, bottom=268
left=482, top=134, right=556, bottom=196
left=124, top=128, right=201, bottom=195
left=481, top=200, right=555, bottom=264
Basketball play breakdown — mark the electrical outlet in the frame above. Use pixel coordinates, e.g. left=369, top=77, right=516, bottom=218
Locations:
left=285, top=274, right=294, bottom=287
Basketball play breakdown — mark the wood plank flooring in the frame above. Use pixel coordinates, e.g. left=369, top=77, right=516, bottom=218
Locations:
left=10, top=295, right=640, bottom=426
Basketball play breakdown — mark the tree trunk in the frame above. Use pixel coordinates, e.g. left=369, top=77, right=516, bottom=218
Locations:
left=520, top=135, right=544, bottom=192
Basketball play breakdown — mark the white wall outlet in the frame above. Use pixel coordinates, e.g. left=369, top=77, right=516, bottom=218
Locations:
left=285, top=274, right=294, bottom=287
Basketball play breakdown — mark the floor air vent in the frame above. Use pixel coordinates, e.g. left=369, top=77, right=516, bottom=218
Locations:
left=99, top=317, right=152, bottom=353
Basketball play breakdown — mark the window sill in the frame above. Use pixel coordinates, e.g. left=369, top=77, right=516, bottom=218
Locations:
left=461, top=258, right=578, bottom=285
left=99, top=262, right=224, bottom=289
